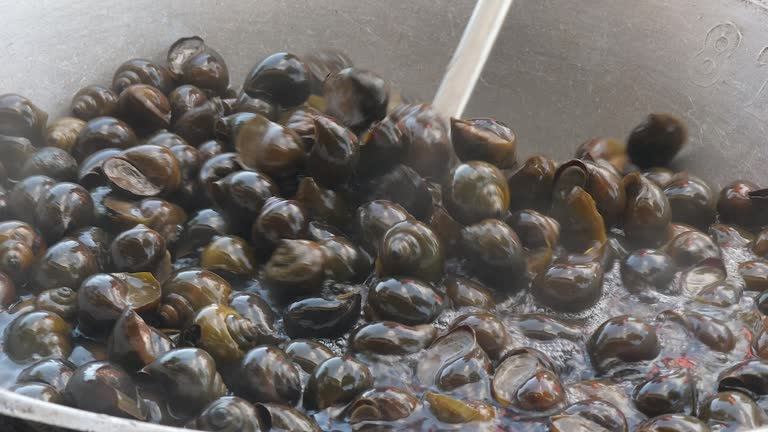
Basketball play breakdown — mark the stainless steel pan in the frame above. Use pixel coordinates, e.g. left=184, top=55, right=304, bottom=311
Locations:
left=1, top=0, right=768, bottom=430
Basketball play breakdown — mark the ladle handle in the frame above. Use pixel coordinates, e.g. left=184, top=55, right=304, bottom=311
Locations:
left=432, top=0, right=513, bottom=118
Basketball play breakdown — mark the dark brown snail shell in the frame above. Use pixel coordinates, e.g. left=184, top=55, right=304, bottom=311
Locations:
left=17, top=358, right=76, bottom=392
left=190, top=396, right=265, bottom=432
left=621, top=248, right=676, bottom=294
left=304, top=48, right=354, bottom=94
left=397, top=104, right=452, bottom=181
left=184, top=304, right=260, bottom=366
left=451, top=117, right=517, bottom=169
left=558, top=399, right=628, bottom=432
left=0, top=134, right=36, bottom=180
left=30, top=239, right=98, bottom=294
left=657, top=310, right=734, bottom=352
left=34, top=287, right=78, bottom=321
left=319, top=236, right=370, bottom=283
left=627, top=113, right=687, bottom=168
left=4, top=311, right=72, bottom=363
left=116, top=84, right=172, bottom=133
left=425, top=391, right=495, bottom=424
left=445, top=161, right=510, bottom=225
left=0, top=220, right=46, bottom=283
left=739, top=260, right=768, bottom=291
left=304, top=356, right=374, bottom=410
left=173, top=98, right=225, bottom=146
left=169, top=84, right=208, bottom=121
left=107, top=309, right=173, bottom=372
left=575, top=137, right=626, bottom=173
left=445, top=276, right=495, bottom=309
left=110, top=225, right=166, bottom=273
left=78, top=149, right=121, bottom=189
left=347, top=387, right=420, bottom=424
left=167, top=37, right=230, bottom=95
left=417, top=326, right=491, bottom=397
left=697, top=280, right=742, bottom=308
left=295, top=177, right=351, bottom=228
left=0, top=93, right=48, bottom=144
left=71, top=86, right=119, bottom=121
left=752, top=229, right=768, bottom=258
left=665, top=231, right=721, bottom=268
left=214, top=112, right=260, bottom=143
left=354, top=200, right=412, bottom=254
left=251, top=197, right=309, bottom=254
left=236, top=346, right=302, bottom=405
left=551, top=185, right=607, bottom=253
left=232, top=91, right=277, bottom=120
left=284, top=339, right=334, bottom=374
left=363, top=163, right=432, bottom=220
left=642, top=167, right=676, bottom=188
left=77, top=272, right=161, bottom=337
left=159, top=268, right=232, bottom=328
left=9, top=175, right=56, bottom=223
left=323, top=68, right=389, bottom=133
left=663, top=172, right=716, bottom=229
left=633, top=369, right=696, bottom=417
left=255, top=403, right=321, bottom=432
left=717, top=180, right=759, bottom=228
left=450, top=312, right=512, bottom=360
left=200, top=235, right=256, bottom=277
left=0, top=271, right=16, bottom=308
left=34, top=182, right=94, bottom=243
left=263, top=239, right=325, bottom=298
left=112, top=59, right=173, bottom=95
left=65, top=361, right=147, bottom=419
left=508, top=210, right=560, bottom=249
left=508, top=155, right=558, bottom=212
left=622, top=172, right=671, bottom=247
left=307, top=115, right=359, bottom=186
left=349, top=321, right=437, bottom=356
left=367, top=277, right=444, bottom=325
left=283, top=292, right=361, bottom=339
left=587, top=315, right=660, bottom=375
left=491, top=348, right=565, bottom=415
left=376, top=219, right=444, bottom=282
left=103, top=196, right=186, bottom=244
left=229, top=292, right=279, bottom=345
left=534, top=260, right=604, bottom=313
left=174, top=208, right=230, bottom=259
left=358, top=119, right=404, bottom=183
left=140, top=348, right=228, bottom=417
left=73, top=117, right=137, bottom=162
left=699, top=391, right=767, bottom=430
left=243, top=52, right=310, bottom=108
left=103, top=144, right=181, bottom=197
left=459, top=219, right=526, bottom=290
left=235, top=115, right=305, bottom=180
left=21, top=147, right=78, bottom=182
left=199, top=152, right=243, bottom=203
left=211, top=170, right=278, bottom=232
left=553, top=159, right=626, bottom=227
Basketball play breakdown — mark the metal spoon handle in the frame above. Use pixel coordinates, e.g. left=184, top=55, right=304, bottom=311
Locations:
left=432, top=0, right=513, bottom=118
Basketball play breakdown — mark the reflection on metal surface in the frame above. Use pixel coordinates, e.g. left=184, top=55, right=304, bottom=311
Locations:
left=688, top=22, right=742, bottom=87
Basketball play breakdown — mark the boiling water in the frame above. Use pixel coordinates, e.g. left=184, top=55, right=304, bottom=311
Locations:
left=0, top=244, right=760, bottom=431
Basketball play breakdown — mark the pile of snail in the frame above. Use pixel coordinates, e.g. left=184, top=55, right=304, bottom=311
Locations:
left=1, top=36, right=768, bottom=432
